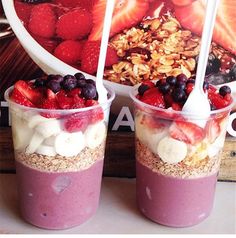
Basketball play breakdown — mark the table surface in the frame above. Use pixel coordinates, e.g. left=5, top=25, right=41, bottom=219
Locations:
left=0, top=174, right=235, bottom=234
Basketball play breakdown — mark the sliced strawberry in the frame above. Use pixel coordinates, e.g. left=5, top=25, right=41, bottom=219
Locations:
left=173, top=0, right=236, bottom=54
left=170, top=120, right=205, bottom=145
left=64, top=112, right=89, bottom=132
left=10, top=88, right=34, bottom=107
left=71, top=95, right=85, bottom=108
left=89, top=0, right=149, bottom=41
left=171, top=102, right=182, bottom=111
left=90, top=108, right=104, bottom=124
left=208, top=91, right=232, bottom=109
left=85, top=99, right=99, bottom=107
left=14, top=80, right=42, bottom=105
left=141, top=87, right=165, bottom=108
left=41, top=98, right=60, bottom=118
left=67, top=88, right=82, bottom=97
left=46, top=89, right=57, bottom=100
left=205, top=119, right=221, bottom=143
left=57, top=90, right=73, bottom=109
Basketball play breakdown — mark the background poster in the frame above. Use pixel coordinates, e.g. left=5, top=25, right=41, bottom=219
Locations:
left=1, top=0, right=236, bottom=130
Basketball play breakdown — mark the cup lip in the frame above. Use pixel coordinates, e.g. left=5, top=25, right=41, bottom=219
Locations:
left=129, top=84, right=235, bottom=118
left=4, top=84, right=115, bottom=113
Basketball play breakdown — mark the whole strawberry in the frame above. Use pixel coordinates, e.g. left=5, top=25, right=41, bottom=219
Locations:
left=28, top=3, right=57, bottom=38
left=81, top=41, right=118, bottom=74
left=56, top=9, right=92, bottom=40
left=54, top=40, right=84, bottom=65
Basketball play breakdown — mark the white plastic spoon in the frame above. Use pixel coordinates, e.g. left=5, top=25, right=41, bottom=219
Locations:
left=96, top=0, right=115, bottom=104
left=182, top=0, right=220, bottom=126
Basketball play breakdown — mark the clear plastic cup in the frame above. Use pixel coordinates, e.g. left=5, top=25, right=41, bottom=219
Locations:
left=5, top=86, right=115, bottom=230
left=130, top=86, right=234, bottom=227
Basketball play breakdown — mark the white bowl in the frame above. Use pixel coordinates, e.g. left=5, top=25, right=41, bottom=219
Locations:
left=2, top=0, right=236, bottom=115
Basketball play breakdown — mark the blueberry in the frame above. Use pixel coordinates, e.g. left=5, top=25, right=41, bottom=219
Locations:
left=138, top=84, right=149, bottom=96
left=74, top=72, right=86, bottom=81
left=81, top=83, right=97, bottom=99
left=205, top=73, right=230, bottom=85
left=62, top=75, right=77, bottom=90
left=176, top=81, right=186, bottom=90
left=172, top=88, right=186, bottom=102
left=77, top=79, right=87, bottom=88
left=86, top=79, right=96, bottom=85
left=166, top=76, right=177, bottom=86
left=47, top=80, right=61, bottom=93
left=34, top=78, right=46, bottom=87
left=176, top=73, right=188, bottom=82
left=159, top=82, right=171, bottom=94
left=47, top=74, right=64, bottom=84
left=219, top=85, right=231, bottom=96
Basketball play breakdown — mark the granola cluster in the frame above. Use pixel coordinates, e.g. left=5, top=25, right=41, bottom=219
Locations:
left=104, top=14, right=235, bottom=86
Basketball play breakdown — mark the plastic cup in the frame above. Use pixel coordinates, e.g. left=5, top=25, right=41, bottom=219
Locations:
left=130, top=86, right=234, bottom=228
left=5, top=86, right=115, bottom=230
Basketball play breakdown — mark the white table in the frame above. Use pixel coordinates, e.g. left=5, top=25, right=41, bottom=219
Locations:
left=0, top=174, right=235, bottom=234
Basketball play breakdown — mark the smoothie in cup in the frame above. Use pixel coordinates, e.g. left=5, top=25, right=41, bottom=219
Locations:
left=5, top=73, right=115, bottom=229
left=130, top=74, right=234, bottom=227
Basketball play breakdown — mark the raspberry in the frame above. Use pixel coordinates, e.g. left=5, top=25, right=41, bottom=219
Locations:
left=56, top=9, right=92, bottom=40
left=54, top=40, right=83, bottom=65
left=81, top=41, right=118, bottom=74
left=28, top=4, right=56, bottom=38
left=14, top=1, right=33, bottom=26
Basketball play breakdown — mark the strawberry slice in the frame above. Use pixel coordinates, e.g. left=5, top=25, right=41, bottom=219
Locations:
left=173, top=0, right=236, bottom=54
left=64, top=112, right=89, bottom=132
left=14, top=80, right=42, bottom=105
left=57, top=90, right=74, bottom=109
left=10, top=88, right=34, bottom=107
left=205, top=119, right=221, bottom=143
left=169, top=120, right=205, bottom=145
left=89, top=0, right=149, bottom=41
left=141, top=87, right=166, bottom=108
left=208, top=91, right=232, bottom=109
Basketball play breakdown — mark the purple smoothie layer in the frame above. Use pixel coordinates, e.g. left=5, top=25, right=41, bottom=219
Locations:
left=136, top=160, right=218, bottom=227
left=15, top=159, right=104, bottom=230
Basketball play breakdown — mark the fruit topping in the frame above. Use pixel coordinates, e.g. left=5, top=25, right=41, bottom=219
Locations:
left=219, top=85, right=231, bottom=97
left=21, top=0, right=50, bottom=3
left=28, top=3, right=56, bottom=38
left=10, top=88, right=34, bottom=107
left=169, top=120, right=205, bottom=145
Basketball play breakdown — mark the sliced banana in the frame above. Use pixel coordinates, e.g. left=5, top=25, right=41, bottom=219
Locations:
left=28, top=114, right=54, bottom=128
left=84, top=121, right=106, bottom=149
left=43, top=136, right=56, bottom=146
left=36, top=145, right=57, bottom=157
left=157, top=136, right=187, bottom=164
left=208, top=130, right=226, bottom=158
left=26, top=132, right=44, bottom=154
left=35, top=119, right=61, bottom=138
left=55, top=131, right=85, bottom=157
left=11, top=113, right=34, bottom=150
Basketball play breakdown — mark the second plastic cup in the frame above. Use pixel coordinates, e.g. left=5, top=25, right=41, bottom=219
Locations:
left=130, top=86, right=233, bottom=227
left=5, top=86, right=115, bottom=230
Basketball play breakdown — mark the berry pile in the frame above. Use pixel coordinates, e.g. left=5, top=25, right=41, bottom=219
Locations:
left=137, top=73, right=232, bottom=111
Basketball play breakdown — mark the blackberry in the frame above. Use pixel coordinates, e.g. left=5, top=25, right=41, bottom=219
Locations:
left=62, top=75, right=77, bottom=90
left=219, top=85, right=231, bottom=97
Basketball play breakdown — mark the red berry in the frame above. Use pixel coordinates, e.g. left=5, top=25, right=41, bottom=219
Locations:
left=186, top=82, right=194, bottom=95
left=15, top=1, right=33, bottom=26
left=141, top=88, right=166, bottom=108
left=170, top=120, right=205, bottom=145
left=10, top=88, right=34, bottom=107
left=54, top=40, right=83, bottom=65
left=57, top=90, right=73, bottom=109
left=28, top=4, right=56, bottom=38
left=41, top=98, right=60, bottom=118
left=171, top=102, right=182, bottom=111
left=81, top=41, right=118, bottom=74
left=56, top=9, right=92, bottom=40
left=64, top=112, right=89, bottom=132
left=208, top=91, right=231, bottom=109
left=54, top=0, right=95, bottom=11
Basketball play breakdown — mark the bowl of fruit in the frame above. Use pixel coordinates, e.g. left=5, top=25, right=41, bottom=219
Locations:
left=2, top=0, right=236, bottom=115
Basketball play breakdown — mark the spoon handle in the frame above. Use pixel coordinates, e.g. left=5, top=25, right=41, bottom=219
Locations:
left=96, top=0, right=115, bottom=102
left=195, top=0, right=220, bottom=92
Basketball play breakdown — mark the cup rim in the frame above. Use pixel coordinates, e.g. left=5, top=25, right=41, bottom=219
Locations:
left=129, top=83, right=235, bottom=118
left=4, top=84, right=115, bottom=113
